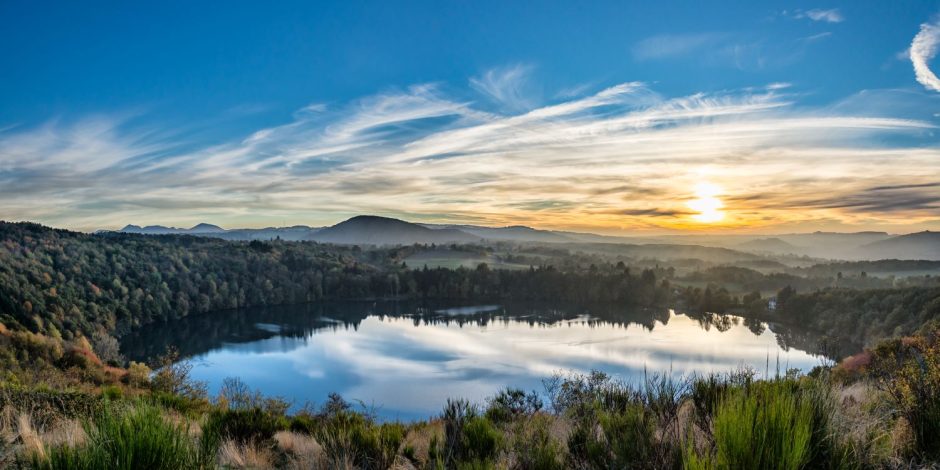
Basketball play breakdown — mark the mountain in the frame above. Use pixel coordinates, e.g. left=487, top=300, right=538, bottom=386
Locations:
left=311, top=216, right=480, bottom=245
left=188, top=223, right=225, bottom=233
left=738, top=237, right=797, bottom=254
left=117, top=223, right=320, bottom=241
left=862, top=231, right=940, bottom=260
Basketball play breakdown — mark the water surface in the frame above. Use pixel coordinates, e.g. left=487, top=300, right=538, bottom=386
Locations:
left=122, top=301, right=829, bottom=420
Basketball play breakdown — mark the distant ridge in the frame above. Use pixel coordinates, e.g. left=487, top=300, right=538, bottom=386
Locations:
left=423, top=223, right=574, bottom=242
left=862, top=231, right=940, bottom=260
left=312, top=215, right=479, bottom=245
left=112, top=216, right=938, bottom=259
left=738, top=237, right=796, bottom=254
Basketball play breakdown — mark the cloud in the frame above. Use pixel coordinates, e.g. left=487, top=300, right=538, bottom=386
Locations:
left=0, top=79, right=938, bottom=233
left=469, top=64, right=536, bottom=111
left=801, top=9, right=843, bottom=23
left=632, top=33, right=725, bottom=60
left=911, top=18, right=940, bottom=92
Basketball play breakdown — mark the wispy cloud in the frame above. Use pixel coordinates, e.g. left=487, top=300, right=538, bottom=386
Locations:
left=911, top=17, right=940, bottom=92
left=0, top=72, right=937, bottom=233
left=469, top=64, right=536, bottom=111
left=800, top=9, right=844, bottom=23
left=632, top=33, right=726, bottom=60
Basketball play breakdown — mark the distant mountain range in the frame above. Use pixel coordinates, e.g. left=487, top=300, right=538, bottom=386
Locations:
left=114, top=217, right=940, bottom=260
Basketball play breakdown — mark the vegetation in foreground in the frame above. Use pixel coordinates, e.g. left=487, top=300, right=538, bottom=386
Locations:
left=1, top=323, right=938, bottom=469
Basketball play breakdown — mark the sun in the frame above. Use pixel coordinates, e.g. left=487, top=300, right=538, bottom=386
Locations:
left=687, top=181, right=725, bottom=223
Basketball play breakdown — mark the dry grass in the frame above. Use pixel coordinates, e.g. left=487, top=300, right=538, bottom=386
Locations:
left=275, top=430, right=325, bottom=469
left=218, top=439, right=275, bottom=469
left=401, top=419, right=443, bottom=464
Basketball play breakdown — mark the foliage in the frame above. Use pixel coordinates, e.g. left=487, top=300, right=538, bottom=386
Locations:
left=30, top=402, right=214, bottom=470
left=484, top=387, right=542, bottom=424
left=203, top=406, right=286, bottom=444
left=314, top=409, right=405, bottom=470
left=868, top=325, right=940, bottom=461
left=508, top=414, right=565, bottom=470
left=685, top=380, right=814, bottom=470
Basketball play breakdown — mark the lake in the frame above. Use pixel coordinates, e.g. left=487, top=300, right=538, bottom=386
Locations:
left=121, top=301, right=831, bottom=421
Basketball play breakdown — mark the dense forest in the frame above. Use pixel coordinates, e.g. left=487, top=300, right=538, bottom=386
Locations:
left=0, top=222, right=671, bottom=347
left=4, top=221, right=940, bottom=364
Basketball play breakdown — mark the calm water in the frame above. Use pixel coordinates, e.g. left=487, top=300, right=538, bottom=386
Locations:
left=121, top=301, right=831, bottom=420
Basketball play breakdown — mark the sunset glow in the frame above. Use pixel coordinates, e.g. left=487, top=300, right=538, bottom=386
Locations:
left=688, top=182, right=726, bottom=224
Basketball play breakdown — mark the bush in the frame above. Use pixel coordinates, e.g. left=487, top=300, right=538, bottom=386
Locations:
left=509, top=414, right=564, bottom=470
left=485, top=387, right=542, bottom=424
left=586, top=403, right=658, bottom=470
left=315, top=410, right=404, bottom=470
left=686, top=381, right=813, bottom=470
left=869, top=329, right=940, bottom=461
left=461, top=416, right=502, bottom=463
left=32, top=402, right=211, bottom=470
left=101, top=385, right=123, bottom=401
left=203, top=407, right=285, bottom=444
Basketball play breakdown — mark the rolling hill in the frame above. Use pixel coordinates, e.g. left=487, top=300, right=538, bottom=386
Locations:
left=862, top=231, right=940, bottom=260
left=311, top=215, right=480, bottom=245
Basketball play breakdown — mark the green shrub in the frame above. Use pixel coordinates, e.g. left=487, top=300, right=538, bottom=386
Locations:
left=485, top=387, right=542, bottom=424
left=315, top=410, right=404, bottom=470
left=509, top=414, right=564, bottom=470
left=461, top=416, right=502, bottom=463
left=686, top=381, right=813, bottom=470
left=33, top=402, right=208, bottom=470
left=202, top=406, right=285, bottom=444
left=288, top=412, right=317, bottom=434
left=587, top=403, right=659, bottom=470
left=101, top=385, right=123, bottom=401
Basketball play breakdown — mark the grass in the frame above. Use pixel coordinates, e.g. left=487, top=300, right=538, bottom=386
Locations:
left=29, top=402, right=213, bottom=470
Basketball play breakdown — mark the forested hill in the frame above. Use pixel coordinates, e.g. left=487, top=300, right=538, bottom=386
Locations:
left=0, top=222, right=380, bottom=341
left=0, top=222, right=673, bottom=345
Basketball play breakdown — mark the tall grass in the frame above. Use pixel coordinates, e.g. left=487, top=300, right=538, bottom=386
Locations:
left=29, top=402, right=215, bottom=470
left=685, top=380, right=813, bottom=470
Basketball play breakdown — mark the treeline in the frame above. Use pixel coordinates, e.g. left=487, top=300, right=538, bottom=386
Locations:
left=774, top=285, right=940, bottom=349
left=0, top=222, right=387, bottom=340
left=679, top=265, right=940, bottom=295
left=0, top=222, right=671, bottom=345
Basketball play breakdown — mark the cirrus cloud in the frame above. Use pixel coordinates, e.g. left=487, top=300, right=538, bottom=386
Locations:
left=911, top=17, right=940, bottom=92
left=0, top=73, right=938, bottom=234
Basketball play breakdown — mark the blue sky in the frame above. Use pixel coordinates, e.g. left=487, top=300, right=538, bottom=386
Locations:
left=1, top=1, right=939, bottom=233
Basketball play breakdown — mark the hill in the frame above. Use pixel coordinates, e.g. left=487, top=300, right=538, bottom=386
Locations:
left=311, top=215, right=480, bottom=245
left=738, top=237, right=797, bottom=254
left=862, top=231, right=940, bottom=260
left=423, top=224, right=573, bottom=243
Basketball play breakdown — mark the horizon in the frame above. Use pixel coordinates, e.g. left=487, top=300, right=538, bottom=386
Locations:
left=6, top=213, right=931, bottom=239
left=2, top=1, right=940, bottom=234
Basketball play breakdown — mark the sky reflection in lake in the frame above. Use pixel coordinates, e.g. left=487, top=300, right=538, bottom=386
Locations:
left=124, top=303, right=825, bottom=421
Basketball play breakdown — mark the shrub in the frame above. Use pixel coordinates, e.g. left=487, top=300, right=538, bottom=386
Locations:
left=869, top=329, right=940, bottom=461
left=461, top=416, right=502, bottom=463
left=485, top=387, right=542, bottom=424
left=509, top=414, right=564, bottom=470
left=586, top=403, right=659, bottom=470
left=202, top=407, right=285, bottom=444
left=101, top=385, right=123, bottom=401
left=315, top=410, right=404, bottom=470
left=33, top=402, right=208, bottom=470
left=686, top=381, right=813, bottom=470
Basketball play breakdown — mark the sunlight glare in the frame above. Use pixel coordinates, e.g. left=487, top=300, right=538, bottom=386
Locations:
left=688, top=181, right=725, bottom=223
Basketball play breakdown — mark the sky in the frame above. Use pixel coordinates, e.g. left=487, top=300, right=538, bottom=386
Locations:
left=1, top=1, right=939, bottom=234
